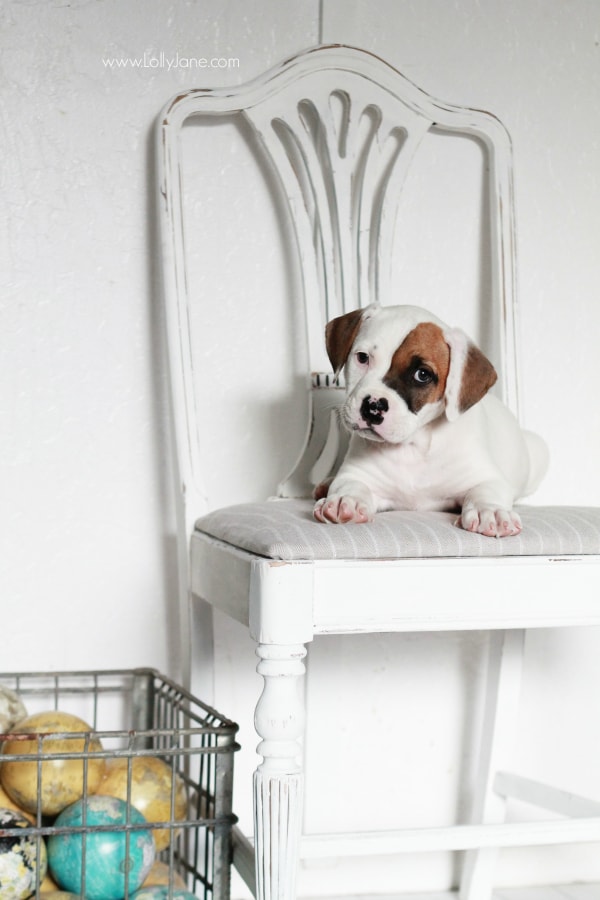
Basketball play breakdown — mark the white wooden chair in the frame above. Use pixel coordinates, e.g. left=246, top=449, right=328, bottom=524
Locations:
left=157, top=45, right=600, bottom=900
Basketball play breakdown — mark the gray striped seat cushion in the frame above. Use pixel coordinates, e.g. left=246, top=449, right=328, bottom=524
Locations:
left=195, top=500, right=600, bottom=561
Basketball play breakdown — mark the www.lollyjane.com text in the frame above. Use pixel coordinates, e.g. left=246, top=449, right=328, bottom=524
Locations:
left=103, top=52, right=240, bottom=71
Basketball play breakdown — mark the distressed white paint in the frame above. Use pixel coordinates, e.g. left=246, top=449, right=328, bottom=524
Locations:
left=2, top=2, right=600, bottom=899
left=254, top=642, right=307, bottom=900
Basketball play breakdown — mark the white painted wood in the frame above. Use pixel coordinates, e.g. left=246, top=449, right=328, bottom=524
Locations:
left=191, top=537, right=600, bottom=636
left=279, top=380, right=348, bottom=499
left=309, top=558, right=600, bottom=633
left=494, top=772, right=600, bottom=819
left=232, top=826, right=256, bottom=895
left=297, top=816, right=600, bottom=855
left=254, top=643, right=307, bottom=900
left=494, top=888, right=600, bottom=900
left=249, top=562, right=314, bottom=646
left=156, top=44, right=600, bottom=900
left=460, top=631, right=526, bottom=900
left=231, top=827, right=600, bottom=898
left=189, top=594, right=216, bottom=707
left=303, top=888, right=600, bottom=900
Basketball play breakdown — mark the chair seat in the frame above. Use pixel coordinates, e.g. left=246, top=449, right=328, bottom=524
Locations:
left=195, top=500, right=600, bottom=561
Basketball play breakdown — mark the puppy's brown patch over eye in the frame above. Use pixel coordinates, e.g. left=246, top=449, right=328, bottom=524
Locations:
left=383, top=322, right=450, bottom=413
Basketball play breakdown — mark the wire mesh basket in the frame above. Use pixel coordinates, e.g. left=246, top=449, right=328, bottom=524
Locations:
left=0, top=668, right=239, bottom=900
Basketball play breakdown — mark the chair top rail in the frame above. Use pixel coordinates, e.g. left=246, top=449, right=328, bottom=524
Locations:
left=159, top=44, right=513, bottom=139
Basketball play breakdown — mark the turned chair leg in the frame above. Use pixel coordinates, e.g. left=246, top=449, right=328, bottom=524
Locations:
left=253, top=642, right=307, bottom=900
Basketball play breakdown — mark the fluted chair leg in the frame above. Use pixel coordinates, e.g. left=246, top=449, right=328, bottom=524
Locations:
left=254, top=643, right=307, bottom=900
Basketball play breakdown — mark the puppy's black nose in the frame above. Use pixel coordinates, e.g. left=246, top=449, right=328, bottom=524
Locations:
left=360, top=395, right=388, bottom=425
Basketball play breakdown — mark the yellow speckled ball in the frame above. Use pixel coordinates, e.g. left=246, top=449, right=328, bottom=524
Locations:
left=39, top=868, right=59, bottom=892
left=0, top=685, right=27, bottom=733
left=141, top=860, right=187, bottom=889
left=96, top=756, right=187, bottom=851
left=1, top=711, right=105, bottom=816
left=0, top=785, right=35, bottom=824
left=38, top=893, right=81, bottom=899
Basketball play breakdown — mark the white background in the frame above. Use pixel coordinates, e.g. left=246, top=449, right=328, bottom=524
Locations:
left=1, top=1, right=599, bottom=896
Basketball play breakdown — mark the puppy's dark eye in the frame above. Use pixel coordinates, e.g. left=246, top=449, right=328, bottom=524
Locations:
left=413, top=367, right=434, bottom=384
left=355, top=351, right=370, bottom=366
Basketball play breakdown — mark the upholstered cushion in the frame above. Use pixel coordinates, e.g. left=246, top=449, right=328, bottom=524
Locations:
left=195, top=500, right=600, bottom=561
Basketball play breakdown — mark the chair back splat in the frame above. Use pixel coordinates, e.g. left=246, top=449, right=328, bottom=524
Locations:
left=158, top=45, right=519, bottom=510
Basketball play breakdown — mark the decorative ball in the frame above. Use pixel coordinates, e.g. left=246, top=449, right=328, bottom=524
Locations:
left=0, top=807, right=47, bottom=900
left=131, top=887, right=198, bottom=900
left=0, top=686, right=27, bottom=733
left=1, top=711, right=105, bottom=816
left=47, top=795, right=155, bottom=900
left=0, top=785, right=35, bottom=824
left=141, top=859, right=187, bottom=889
left=39, top=868, right=60, bottom=891
left=96, top=756, right=187, bottom=851
left=37, top=893, right=80, bottom=899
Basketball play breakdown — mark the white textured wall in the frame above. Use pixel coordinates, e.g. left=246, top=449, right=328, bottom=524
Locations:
left=2, top=1, right=599, bottom=897
left=0, top=0, right=318, bottom=674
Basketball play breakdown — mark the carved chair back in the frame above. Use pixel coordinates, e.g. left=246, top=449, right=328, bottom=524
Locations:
left=158, top=44, right=519, bottom=523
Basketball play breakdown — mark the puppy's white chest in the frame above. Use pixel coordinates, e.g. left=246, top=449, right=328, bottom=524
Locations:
left=361, top=435, right=457, bottom=511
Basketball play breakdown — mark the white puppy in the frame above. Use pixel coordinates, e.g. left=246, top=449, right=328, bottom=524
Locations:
left=313, top=304, right=548, bottom=537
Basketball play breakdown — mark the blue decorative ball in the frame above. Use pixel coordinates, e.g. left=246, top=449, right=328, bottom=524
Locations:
left=48, top=795, right=155, bottom=900
left=132, top=887, right=198, bottom=900
left=0, top=808, right=47, bottom=900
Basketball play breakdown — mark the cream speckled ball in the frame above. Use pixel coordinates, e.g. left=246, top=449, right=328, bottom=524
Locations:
left=0, top=686, right=27, bottom=733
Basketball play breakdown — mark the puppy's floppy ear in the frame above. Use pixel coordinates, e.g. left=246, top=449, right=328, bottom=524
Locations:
left=325, top=307, right=367, bottom=374
left=443, top=328, right=497, bottom=422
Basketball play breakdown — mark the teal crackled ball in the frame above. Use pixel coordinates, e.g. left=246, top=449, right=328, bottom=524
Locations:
left=0, top=807, right=47, bottom=900
left=47, top=795, right=155, bottom=900
left=132, top=887, right=198, bottom=900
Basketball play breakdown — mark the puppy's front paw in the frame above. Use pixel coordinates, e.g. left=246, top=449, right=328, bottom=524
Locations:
left=460, top=507, right=522, bottom=538
left=313, top=495, right=373, bottom=524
